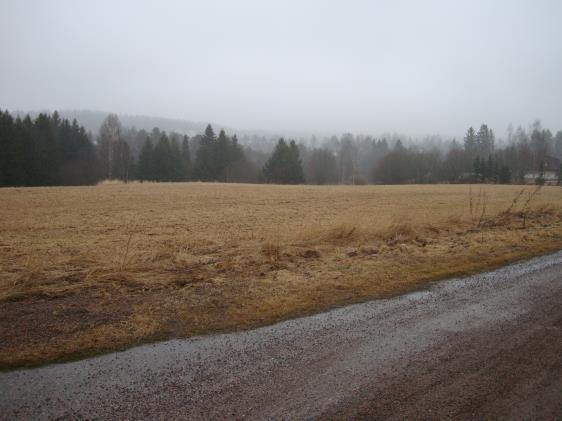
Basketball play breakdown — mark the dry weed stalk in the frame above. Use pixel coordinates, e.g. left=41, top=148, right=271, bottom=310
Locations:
left=468, top=185, right=488, bottom=227
left=520, top=185, right=543, bottom=228
left=502, top=188, right=526, bottom=215
left=120, top=232, right=135, bottom=270
left=262, top=228, right=283, bottom=263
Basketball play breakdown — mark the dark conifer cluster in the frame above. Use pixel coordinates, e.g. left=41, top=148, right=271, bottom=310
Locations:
left=0, top=111, right=97, bottom=186
left=1, top=110, right=561, bottom=187
left=261, top=139, right=304, bottom=184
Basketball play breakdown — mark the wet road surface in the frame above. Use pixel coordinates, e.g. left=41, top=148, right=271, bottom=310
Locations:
left=1, top=252, right=562, bottom=420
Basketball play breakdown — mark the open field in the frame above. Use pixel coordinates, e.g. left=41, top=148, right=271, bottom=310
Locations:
left=1, top=182, right=562, bottom=368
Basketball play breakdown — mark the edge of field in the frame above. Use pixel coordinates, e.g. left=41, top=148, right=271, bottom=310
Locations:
left=3, top=243, right=562, bottom=372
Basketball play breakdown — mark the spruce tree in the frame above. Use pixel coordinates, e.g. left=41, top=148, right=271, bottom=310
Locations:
left=288, top=140, right=305, bottom=183
left=169, top=136, right=183, bottom=181
left=262, top=138, right=305, bottom=184
left=33, top=113, right=59, bottom=185
left=154, top=134, right=173, bottom=181
left=204, top=124, right=215, bottom=141
left=0, top=111, right=97, bottom=187
left=0, top=111, right=15, bottom=186
left=138, top=138, right=154, bottom=181
left=215, top=129, right=229, bottom=181
left=473, top=156, right=483, bottom=182
left=464, top=127, right=476, bottom=158
left=181, top=135, right=191, bottom=180
left=194, top=124, right=216, bottom=181
left=476, top=124, right=494, bottom=158
left=231, top=134, right=242, bottom=160
left=498, top=165, right=511, bottom=184
left=58, top=117, right=97, bottom=185
left=262, top=138, right=288, bottom=183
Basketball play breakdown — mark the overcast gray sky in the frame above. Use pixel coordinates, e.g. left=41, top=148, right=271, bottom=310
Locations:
left=1, top=0, right=561, bottom=138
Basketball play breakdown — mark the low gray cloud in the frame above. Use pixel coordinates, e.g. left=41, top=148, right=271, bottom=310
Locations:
left=1, top=0, right=561, bottom=138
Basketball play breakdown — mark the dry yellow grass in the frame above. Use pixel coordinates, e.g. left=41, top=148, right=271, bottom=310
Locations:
left=1, top=183, right=562, bottom=368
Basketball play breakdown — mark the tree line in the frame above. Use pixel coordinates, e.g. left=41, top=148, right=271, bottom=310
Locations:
left=0, top=110, right=97, bottom=186
left=1, top=110, right=561, bottom=187
left=371, top=123, right=562, bottom=185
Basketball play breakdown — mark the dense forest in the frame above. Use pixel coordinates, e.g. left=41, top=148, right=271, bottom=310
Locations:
left=1, top=110, right=561, bottom=187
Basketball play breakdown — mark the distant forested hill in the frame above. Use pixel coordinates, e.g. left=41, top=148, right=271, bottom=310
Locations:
left=13, top=110, right=218, bottom=136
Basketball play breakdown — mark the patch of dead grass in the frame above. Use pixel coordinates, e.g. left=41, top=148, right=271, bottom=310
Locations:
left=1, top=183, right=562, bottom=368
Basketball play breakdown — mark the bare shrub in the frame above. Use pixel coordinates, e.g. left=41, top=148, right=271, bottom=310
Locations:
left=519, top=186, right=543, bottom=228
left=120, top=233, right=135, bottom=270
left=502, top=188, right=526, bottom=216
left=468, top=185, right=488, bottom=227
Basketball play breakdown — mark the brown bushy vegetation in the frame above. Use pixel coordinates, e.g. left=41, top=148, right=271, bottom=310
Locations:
left=1, top=183, right=562, bottom=368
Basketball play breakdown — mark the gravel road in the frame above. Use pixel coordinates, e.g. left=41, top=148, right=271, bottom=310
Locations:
left=2, top=252, right=562, bottom=420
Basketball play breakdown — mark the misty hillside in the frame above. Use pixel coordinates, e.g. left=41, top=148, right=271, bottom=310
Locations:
left=14, top=110, right=218, bottom=136
left=14, top=109, right=302, bottom=143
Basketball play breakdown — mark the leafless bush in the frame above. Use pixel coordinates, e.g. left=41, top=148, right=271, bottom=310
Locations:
left=493, top=185, right=545, bottom=228
left=120, top=232, right=135, bottom=270
left=262, top=228, right=283, bottom=262
left=502, top=188, right=526, bottom=216
left=468, top=185, right=488, bottom=227
left=520, top=185, right=543, bottom=228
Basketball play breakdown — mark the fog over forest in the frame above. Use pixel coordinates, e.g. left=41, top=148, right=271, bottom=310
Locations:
left=2, top=1, right=562, bottom=188
left=2, top=0, right=562, bottom=139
